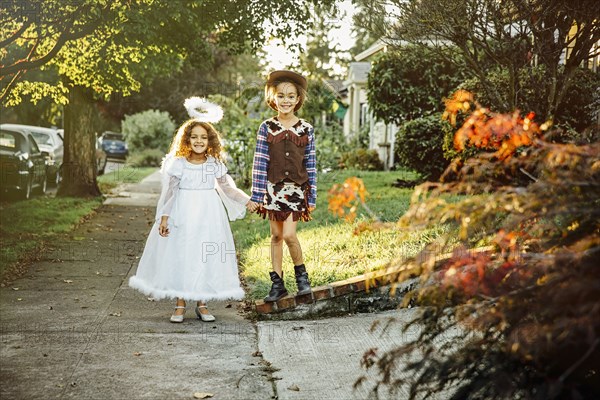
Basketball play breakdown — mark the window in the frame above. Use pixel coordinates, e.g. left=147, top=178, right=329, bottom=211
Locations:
left=29, top=135, right=40, bottom=154
left=0, top=130, right=18, bottom=149
left=31, top=132, right=54, bottom=146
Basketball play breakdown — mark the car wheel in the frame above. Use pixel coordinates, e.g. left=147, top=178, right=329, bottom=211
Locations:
left=38, top=174, right=48, bottom=195
left=97, top=157, right=106, bottom=175
left=19, top=176, right=33, bottom=200
left=48, top=166, right=61, bottom=186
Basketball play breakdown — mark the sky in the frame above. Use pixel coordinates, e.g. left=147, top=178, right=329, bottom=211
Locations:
left=261, top=0, right=357, bottom=75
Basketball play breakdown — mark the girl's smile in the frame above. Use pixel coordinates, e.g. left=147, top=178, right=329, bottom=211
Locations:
left=274, top=82, right=300, bottom=115
left=189, top=126, right=209, bottom=155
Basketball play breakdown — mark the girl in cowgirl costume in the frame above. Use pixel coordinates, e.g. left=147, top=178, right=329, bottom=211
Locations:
left=247, top=70, right=317, bottom=302
left=130, top=98, right=251, bottom=322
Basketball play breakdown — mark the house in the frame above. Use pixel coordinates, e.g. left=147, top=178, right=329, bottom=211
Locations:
left=341, top=40, right=398, bottom=170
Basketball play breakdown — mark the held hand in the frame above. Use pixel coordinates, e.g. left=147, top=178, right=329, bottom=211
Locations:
left=246, top=201, right=260, bottom=213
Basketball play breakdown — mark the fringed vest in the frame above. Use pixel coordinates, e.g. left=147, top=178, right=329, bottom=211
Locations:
left=265, top=118, right=311, bottom=185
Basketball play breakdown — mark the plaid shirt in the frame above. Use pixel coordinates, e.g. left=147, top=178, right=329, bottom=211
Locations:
left=251, top=119, right=317, bottom=207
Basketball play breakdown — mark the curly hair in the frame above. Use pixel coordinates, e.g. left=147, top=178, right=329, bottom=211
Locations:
left=169, top=119, right=224, bottom=162
left=264, top=78, right=308, bottom=112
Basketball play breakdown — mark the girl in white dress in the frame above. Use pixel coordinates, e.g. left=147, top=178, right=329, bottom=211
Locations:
left=129, top=100, right=251, bottom=323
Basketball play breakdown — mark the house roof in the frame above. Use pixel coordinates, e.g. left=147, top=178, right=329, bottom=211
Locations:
left=355, top=40, right=387, bottom=61
left=345, top=62, right=371, bottom=85
left=324, top=79, right=344, bottom=95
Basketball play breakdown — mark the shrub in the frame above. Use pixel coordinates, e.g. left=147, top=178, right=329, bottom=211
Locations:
left=461, top=66, right=600, bottom=133
left=339, top=149, right=384, bottom=171
left=126, top=149, right=165, bottom=168
left=367, top=45, right=467, bottom=125
left=121, top=109, right=176, bottom=153
left=208, top=94, right=258, bottom=187
left=357, top=92, right=600, bottom=399
left=554, top=67, right=600, bottom=132
left=395, top=114, right=451, bottom=181
left=316, top=123, right=349, bottom=171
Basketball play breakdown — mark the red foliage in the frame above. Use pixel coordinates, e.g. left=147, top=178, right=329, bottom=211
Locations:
left=444, top=90, right=550, bottom=160
left=327, top=177, right=370, bottom=222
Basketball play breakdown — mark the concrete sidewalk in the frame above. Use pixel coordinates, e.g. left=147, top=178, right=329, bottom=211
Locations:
left=0, top=171, right=422, bottom=399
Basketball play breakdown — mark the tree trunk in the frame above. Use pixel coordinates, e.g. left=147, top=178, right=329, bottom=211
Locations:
left=57, top=85, right=101, bottom=197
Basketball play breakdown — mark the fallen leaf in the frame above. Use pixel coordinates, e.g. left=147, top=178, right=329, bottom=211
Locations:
left=193, top=392, right=214, bottom=399
left=133, top=352, right=142, bottom=356
left=17, top=298, right=22, bottom=301
left=109, top=312, right=122, bottom=317
left=63, top=280, right=73, bottom=284
left=288, top=384, right=300, bottom=391
left=12, top=287, right=19, bottom=291
left=147, top=297, right=157, bottom=302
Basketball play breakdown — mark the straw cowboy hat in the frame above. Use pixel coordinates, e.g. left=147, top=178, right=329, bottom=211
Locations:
left=265, top=70, right=308, bottom=111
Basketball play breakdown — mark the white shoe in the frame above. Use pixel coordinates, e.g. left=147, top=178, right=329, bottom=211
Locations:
left=170, top=306, right=185, bottom=323
left=195, top=305, right=215, bottom=322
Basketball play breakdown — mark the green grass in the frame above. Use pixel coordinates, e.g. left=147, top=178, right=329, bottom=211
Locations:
left=97, top=166, right=157, bottom=192
left=232, top=169, right=451, bottom=300
left=1, top=165, right=156, bottom=281
left=0, top=196, right=103, bottom=280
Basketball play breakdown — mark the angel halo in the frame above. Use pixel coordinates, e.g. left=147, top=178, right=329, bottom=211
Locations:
left=183, top=96, right=224, bottom=123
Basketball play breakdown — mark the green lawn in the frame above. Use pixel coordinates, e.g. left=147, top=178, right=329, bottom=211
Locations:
left=0, top=196, right=103, bottom=281
left=1, top=165, right=158, bottom=283
left=97, top=166, right=157, bottom=192
left=232, top=169, right=451, bottom=300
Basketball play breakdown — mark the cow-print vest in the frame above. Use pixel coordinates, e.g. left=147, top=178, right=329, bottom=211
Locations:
left=265, top=117, right=311, bottom=185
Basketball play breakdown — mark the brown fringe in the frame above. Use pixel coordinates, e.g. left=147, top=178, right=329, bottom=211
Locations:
left=257, top=207, right=312, bottom=222
left=267, top=131, right=309, bottom=146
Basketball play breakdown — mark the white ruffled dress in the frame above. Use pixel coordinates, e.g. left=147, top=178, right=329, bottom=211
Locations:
left=129, top=156, right=248, bottom=301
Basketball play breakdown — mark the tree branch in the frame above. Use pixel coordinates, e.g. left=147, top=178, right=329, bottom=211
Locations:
left=0, top=4, right=103, bottom=78
left=0, top=19, right=32, bottom=49
left=0, top=69, right=24, bottom=102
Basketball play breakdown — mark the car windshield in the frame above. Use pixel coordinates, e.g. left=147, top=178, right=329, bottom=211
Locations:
left=0, top=130, right=19, bottom=149
left=31, top=132, right=54, bottom=146
left=103, top=134, right=124, bottom=141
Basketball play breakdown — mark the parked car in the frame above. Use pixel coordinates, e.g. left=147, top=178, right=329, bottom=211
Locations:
left=98, top=131, right=128, bottom=160
left=96, top=137, right=108, bottom=175
left=0, top=127, right=48, bottom=200
left=54, top=129, right=108, bottom=176
left=1, top=124, right=64, bottom=186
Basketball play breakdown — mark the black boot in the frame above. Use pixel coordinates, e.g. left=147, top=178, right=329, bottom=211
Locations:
left=294, top=264, right=312, bottom=295
left=264, top=271, right=288, bottom=302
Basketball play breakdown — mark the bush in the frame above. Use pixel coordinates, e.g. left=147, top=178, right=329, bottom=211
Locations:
left=126, top=149, right=165, bottom=168
left=339, top=149, right=384, bottom=171
left=121, top=109, right=176, bottom=153
left=358, top=93, right=600, bottom=399
left=555, top=67, right=600, bottom=132
left=209, top=94, right=259, bottom=187
left=395, top=114, right=451, bottom=180
left=316, top=123, right=348, bottom=171
left=461, top=66, right=600, bottom=133
left=367, top=45, right=467, bottom=125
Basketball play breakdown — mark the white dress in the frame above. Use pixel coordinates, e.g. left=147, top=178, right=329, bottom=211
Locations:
left=129, top=156, right=249, bottom=301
